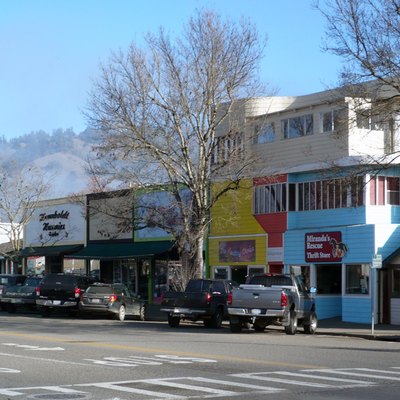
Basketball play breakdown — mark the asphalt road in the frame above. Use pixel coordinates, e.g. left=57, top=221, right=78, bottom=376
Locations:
left=0, top=311, right=399, bottom=400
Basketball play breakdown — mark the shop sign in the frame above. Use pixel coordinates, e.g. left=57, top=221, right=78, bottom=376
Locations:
left=305, top=231, right=348, bottom=263
left=25, top=203, right=85, bottom=246
left=219, top=240, right=256, bottom=262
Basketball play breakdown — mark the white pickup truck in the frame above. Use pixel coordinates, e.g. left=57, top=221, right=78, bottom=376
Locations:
left=227, top=273, right=317, bottom=335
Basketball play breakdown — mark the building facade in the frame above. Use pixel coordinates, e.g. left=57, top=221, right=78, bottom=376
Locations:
left=209, top=86, right=400, bottom=325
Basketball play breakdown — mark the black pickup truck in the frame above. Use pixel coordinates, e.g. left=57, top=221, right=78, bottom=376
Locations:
left=1, top=276, right=43, bottom=313
left=160, top=279, right=238, bottom=328
left=35, top=273, right=94, bottom=317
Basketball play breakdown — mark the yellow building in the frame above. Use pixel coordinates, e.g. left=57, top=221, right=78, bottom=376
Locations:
left=208, top=179, right=266, bottom=283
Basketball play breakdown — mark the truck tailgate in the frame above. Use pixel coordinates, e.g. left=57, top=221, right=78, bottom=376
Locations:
left=162, top=292, right=207, bottom=309
left=230, top=286, right=282, bottom=309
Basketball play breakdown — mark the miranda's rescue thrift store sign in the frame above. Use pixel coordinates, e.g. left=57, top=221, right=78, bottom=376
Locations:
left=305, top=231, right=348, bottom=263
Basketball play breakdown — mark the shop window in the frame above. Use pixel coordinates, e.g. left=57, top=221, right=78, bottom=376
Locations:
left=154, top=260, right=168, bottom=299
left=393, top=269, right=400, bottom=297
left=316, top=264, right=342, bottom=294
left=346, top=264, right=369, bottom=295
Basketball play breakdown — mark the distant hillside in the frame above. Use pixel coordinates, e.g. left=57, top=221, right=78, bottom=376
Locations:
left=0, top=128, right=99, bottom=198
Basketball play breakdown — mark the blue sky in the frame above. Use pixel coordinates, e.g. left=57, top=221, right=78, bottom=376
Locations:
left=0, top=0, right=342, bottom=139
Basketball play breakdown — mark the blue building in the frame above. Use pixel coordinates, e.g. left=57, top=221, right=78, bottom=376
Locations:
left=213, top=85, right=400, bottom=325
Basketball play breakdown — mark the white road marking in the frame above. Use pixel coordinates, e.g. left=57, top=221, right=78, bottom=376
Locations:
left=82, top=382, right=186, bottom=399
left=187, top=376, right=284, bottom=393
left=0, top=367, right=20, bottom=373
left=0, top=367, right=398, bottom=398
left=231, top=372, right=334, bottom=388
left=2, top=343, right=64, bottom=351
left=273, top=371, right=375, bottom=386
left=306, top=368, right=400, bottom=381
left=0, top=351, right=94, bottom=367
left=154, top=355, right=217, bottom=363
left=141, top=378, right=238, bottom=396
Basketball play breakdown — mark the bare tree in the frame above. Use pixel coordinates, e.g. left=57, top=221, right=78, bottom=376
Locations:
left=0, top=165, right=50, bottom=266
left=86, top=10, right=267, bottom=283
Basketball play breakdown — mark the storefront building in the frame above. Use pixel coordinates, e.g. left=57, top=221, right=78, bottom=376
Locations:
left=283, top=171, right=400, bottom=324
left=211, top=87, right=400, bottom=324
left=208, top=179, right=267, bottom=284
left=67, top=190, right=179, bottom=304
left=22, top=197, right=86, bottom=274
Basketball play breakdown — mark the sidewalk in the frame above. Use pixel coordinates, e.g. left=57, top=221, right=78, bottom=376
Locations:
left=315, top=317, right=400, bottom=341
left=145, top=305, right=400, bottom=341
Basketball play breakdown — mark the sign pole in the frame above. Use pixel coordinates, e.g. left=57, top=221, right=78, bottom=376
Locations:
left=371, top=267, right=375, bottom=336
left=371, top=254, right=382, bottom=336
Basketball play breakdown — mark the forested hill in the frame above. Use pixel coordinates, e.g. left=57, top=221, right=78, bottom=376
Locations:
left=0, top=128, right=100, bottom=198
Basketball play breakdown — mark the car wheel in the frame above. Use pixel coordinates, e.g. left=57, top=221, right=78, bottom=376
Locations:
left=116, top=305, right=126, bottom=321
left=253, top=320, right=267, bottom=332
left=284, top=310, right=298, bottom=335
left=210, top=308, right=223, bottom=329
left=168, top=315, right=180, bottom=327
left=303, top=312, right=318, bottom=334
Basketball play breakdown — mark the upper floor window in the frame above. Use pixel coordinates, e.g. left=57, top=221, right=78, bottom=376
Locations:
left=321, top=110, right=341, bottom=133
left=387, top=177, right=400, bottom=205
left=253, top=123, right=275, bottom=144
left=370, top=176, right=400, bottom=205
left=212, top=133, right=244, bottom=164
left=253, top=183, right=287, bottom=214
left=282, top=114, right=313, bottom=139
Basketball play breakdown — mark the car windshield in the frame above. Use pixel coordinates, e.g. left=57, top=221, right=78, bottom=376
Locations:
left=42, top=275, right=76, bottom=285
left=25, top=278, right=42, bottom=286
left=248, top=275, right=293, bottom=287
left=86, top=286, right=112, bottom=294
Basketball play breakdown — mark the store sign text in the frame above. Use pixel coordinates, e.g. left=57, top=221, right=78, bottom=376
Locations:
left=305, top=231, right=348, bottom=263
left=39, top=210, right=70, bottom=238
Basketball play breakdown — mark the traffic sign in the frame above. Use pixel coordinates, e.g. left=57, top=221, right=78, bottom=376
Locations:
left=372, top=254, right=382, bottom=269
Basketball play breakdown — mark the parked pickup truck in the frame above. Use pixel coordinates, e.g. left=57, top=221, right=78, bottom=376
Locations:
left=1, top=276, right=43, bottom=313
left=227, top=273, right=317, bottom=335
left=161, top=279, right=238, bottom=328
left=36, top=273, right=94, bottom=317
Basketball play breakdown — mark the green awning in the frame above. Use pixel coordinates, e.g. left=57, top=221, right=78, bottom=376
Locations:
left=65, top=240, right=175, bottom=260
left=20, top=244, right=84, bottom=257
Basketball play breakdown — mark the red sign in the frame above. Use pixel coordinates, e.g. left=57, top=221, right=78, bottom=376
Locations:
left=305, top=232, right=347, bottom=263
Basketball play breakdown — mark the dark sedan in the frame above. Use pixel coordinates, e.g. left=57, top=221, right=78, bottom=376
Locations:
left=79, top=283, right=145, bottom=321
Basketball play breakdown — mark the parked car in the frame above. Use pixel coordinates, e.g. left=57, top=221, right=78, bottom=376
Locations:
left=1, top=275, right=43, bottom=313
left=0, top=274, right=27, bottom=310
left=36, top=273, right=94, bottom=317
left=227, top=272, right=317, bottom=335
left=79, top=282, right=145, bottom=321
left=160, top=279, right=238, bottom=328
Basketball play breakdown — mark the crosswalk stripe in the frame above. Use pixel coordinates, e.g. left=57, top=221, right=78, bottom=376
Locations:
left=143, top=379, right=238, bottom=396
left=188, top=377, right=284, bottom=393
left=352, top=368, right=400, bottom=375
left=231, top=373, right=333, bottom=388
left=84, top=382, right=186, bottom=399
left=274, top=371, right=375, bottom=385
left=306, top=369, right=400, bottom=381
